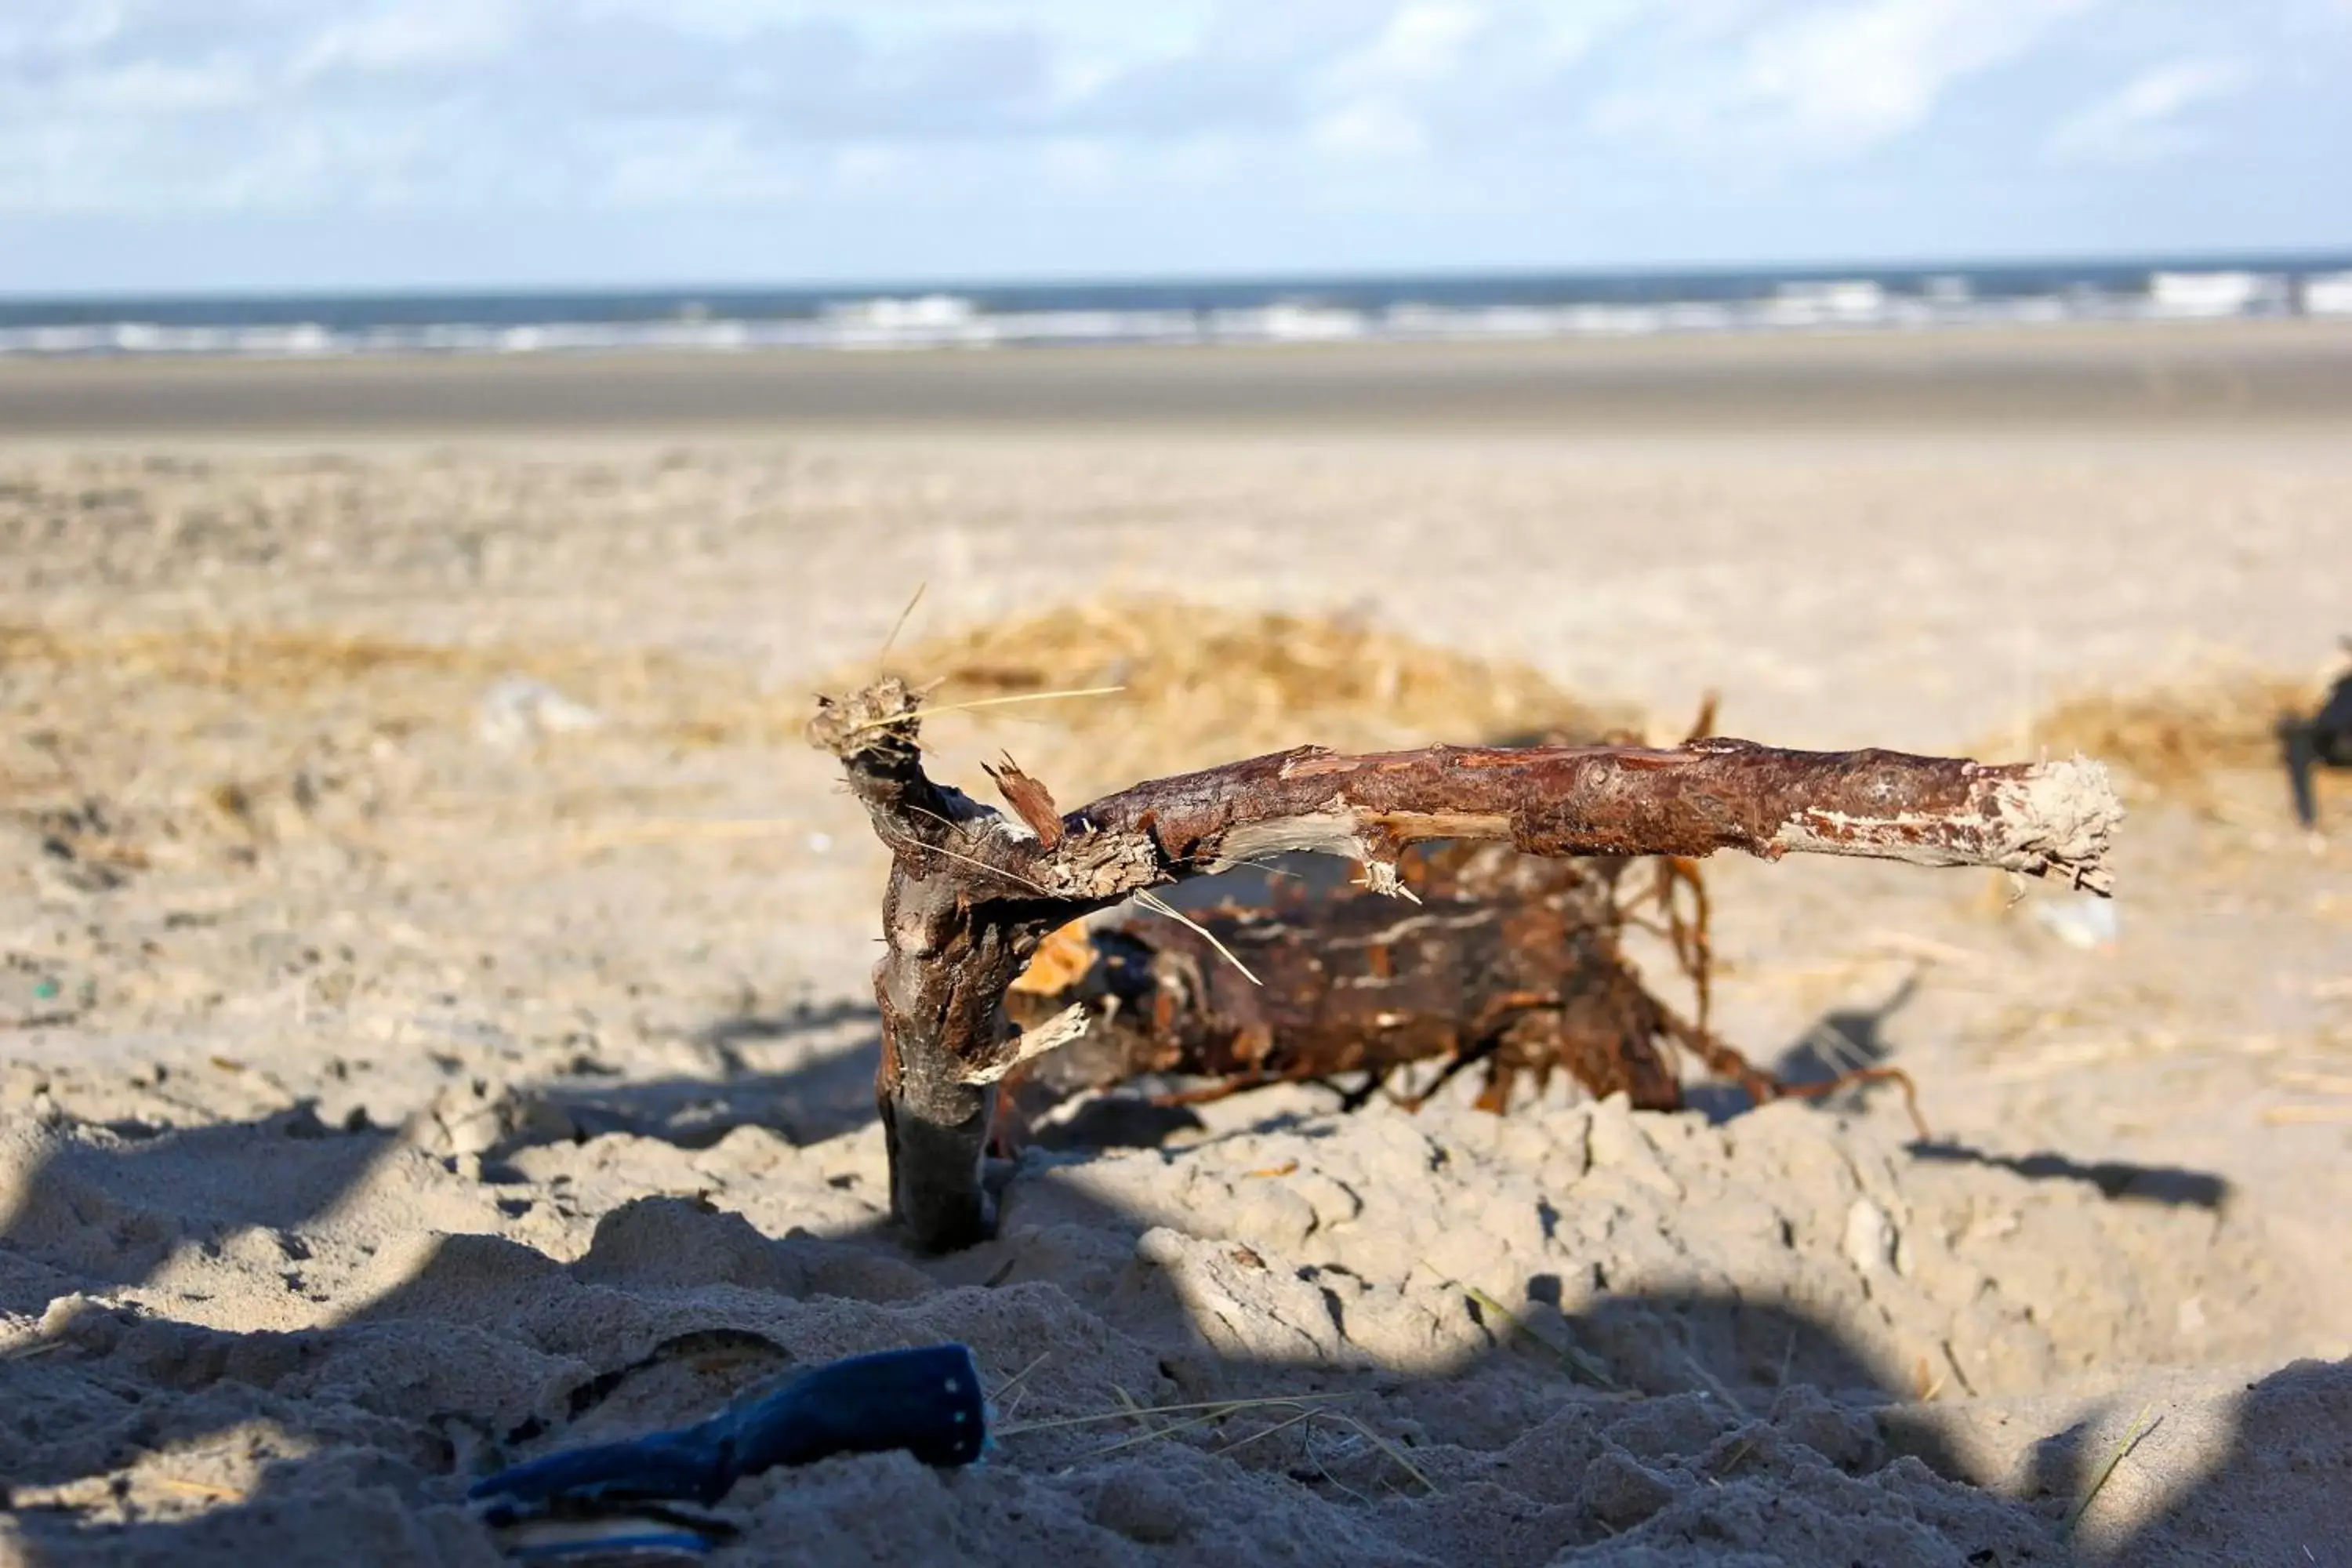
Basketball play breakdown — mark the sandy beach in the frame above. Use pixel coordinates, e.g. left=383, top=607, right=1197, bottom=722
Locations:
left=9, top=320, right=2352, bottom=440
left=3, top=325, right=2350, bottom=1565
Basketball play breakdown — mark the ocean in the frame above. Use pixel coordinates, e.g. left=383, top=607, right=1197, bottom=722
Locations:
left=3, top=255, right=2348, bottom=359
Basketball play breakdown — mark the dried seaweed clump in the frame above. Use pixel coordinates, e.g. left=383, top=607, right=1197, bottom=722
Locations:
left=876, top=597, right=1635, bottom=793
left=2016, top=671, right=2321, bottom=803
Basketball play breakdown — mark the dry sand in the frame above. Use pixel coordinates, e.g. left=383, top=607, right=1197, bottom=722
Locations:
left=3, top=332, right=2350, bottom=1564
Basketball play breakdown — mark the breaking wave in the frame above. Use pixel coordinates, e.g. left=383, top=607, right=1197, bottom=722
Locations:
left=4, top=260, right=2348, bottom=360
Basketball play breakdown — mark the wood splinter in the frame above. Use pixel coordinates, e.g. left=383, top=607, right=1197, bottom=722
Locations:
left=808, top=676, right=2122, bottom=1252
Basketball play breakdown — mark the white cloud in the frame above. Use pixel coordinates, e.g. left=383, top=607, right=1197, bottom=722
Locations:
left=1593, top=0, right=2094, bottom=158
left=1337, top=2, right=1491, bottom=89
left=0, top=0, right=2334, bottom=242
left=60, top=57, right=259, bottom=114
left=2048, top=56, right=2255, bottom=163
left=1304, top=2, right=1494, bottom=161
left=1744, top=0, right=2090, bottom=146
left=292, top=4, right=522, bottom=77
left=1311, top=98, right=1428, bottom=158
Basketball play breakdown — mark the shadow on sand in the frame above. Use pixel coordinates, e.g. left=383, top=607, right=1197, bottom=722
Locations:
left=0, top=912, right=2324, bottom=1561
left=0, top=1017, right=2326, bottom=1565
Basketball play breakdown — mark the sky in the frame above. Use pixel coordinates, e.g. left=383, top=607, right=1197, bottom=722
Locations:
left=0, top=0, right=2346, bottom=296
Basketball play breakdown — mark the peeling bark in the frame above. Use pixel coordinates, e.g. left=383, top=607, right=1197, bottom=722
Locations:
left=809, top=678, right=2120, bottom=1251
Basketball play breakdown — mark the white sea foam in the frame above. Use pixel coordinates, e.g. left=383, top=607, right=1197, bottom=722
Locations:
left=0, top=267, right=2332, bottom=360
left=2304, top=271, right=2352, bottom=317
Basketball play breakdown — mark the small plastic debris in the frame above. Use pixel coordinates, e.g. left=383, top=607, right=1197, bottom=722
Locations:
left=477, top=677, right=604, bottom=750
left=2030, top=895, right=2122, bottom=953
left=470, top=1343, right=988, bottom=1559
left=497, top=1510, right=731, bottom=1562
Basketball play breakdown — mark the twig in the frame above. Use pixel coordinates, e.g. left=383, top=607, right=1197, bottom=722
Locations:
left=808, top=677, right=2122, bottom=1250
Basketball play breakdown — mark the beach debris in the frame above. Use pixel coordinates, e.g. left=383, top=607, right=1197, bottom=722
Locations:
left=858, top=595, right=1631, bottom=796
left=997, top=841, right=1902, bottom=1131
left=2027, top=893, right=2125, bottom=953
left=2279, top=648, right=2352, bottom=828
left=470, top=1343, right=988, bottom=1559
left=477, top=676, right=604, bottom=749
left=808, top=673, right=2122, bottom=1251
left=2018, top=665, right=2325, bottom=810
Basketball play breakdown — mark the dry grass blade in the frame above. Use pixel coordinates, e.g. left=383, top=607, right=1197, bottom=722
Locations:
left=1456, top=1282, right=1620, bottom=1391
left=1081, top=1406, right=1266, bottom=1461
left=1134, top=889, right=1263, bottom=986
left=1677, top=1349, right=1748, bottom=1417
left=844, top=685, right=1127, bottom=735
left=1043, top=1396, right=1433, bottom=1497
left=992, top=1391, right=1347, bottom=1438
left=873, top=826, right=1062, bottom=898
left=1213, top=1408, right=1320, bottom=1458
left=2062, top=1402, right=2160, bottom=1539
left=875, top=581, right=927, bottom=669
left=1, top=1337, right=69, bottom=1362
left=1319, top=1411, right=1438, bottom=1495
left=989, top=1350, right=1052, bottom=1414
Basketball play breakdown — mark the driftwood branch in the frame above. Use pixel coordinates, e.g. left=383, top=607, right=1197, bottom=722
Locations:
left=809, top=677, right=2121, bottom=1250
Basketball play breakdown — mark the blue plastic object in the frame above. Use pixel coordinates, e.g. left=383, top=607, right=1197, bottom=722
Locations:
left=470, top=1342, right=989, bottom=1551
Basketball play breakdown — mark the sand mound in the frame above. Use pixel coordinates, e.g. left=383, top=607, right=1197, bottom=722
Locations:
left=0, top=1075, right=2325, bottom=1565
left=7, top=445, right=2350, bottom=1566
left=869, top=598, right=1635, bottom=797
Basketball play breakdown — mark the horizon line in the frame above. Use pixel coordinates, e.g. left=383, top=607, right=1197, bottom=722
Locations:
left=5, top=245, right=2350, bottom=309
